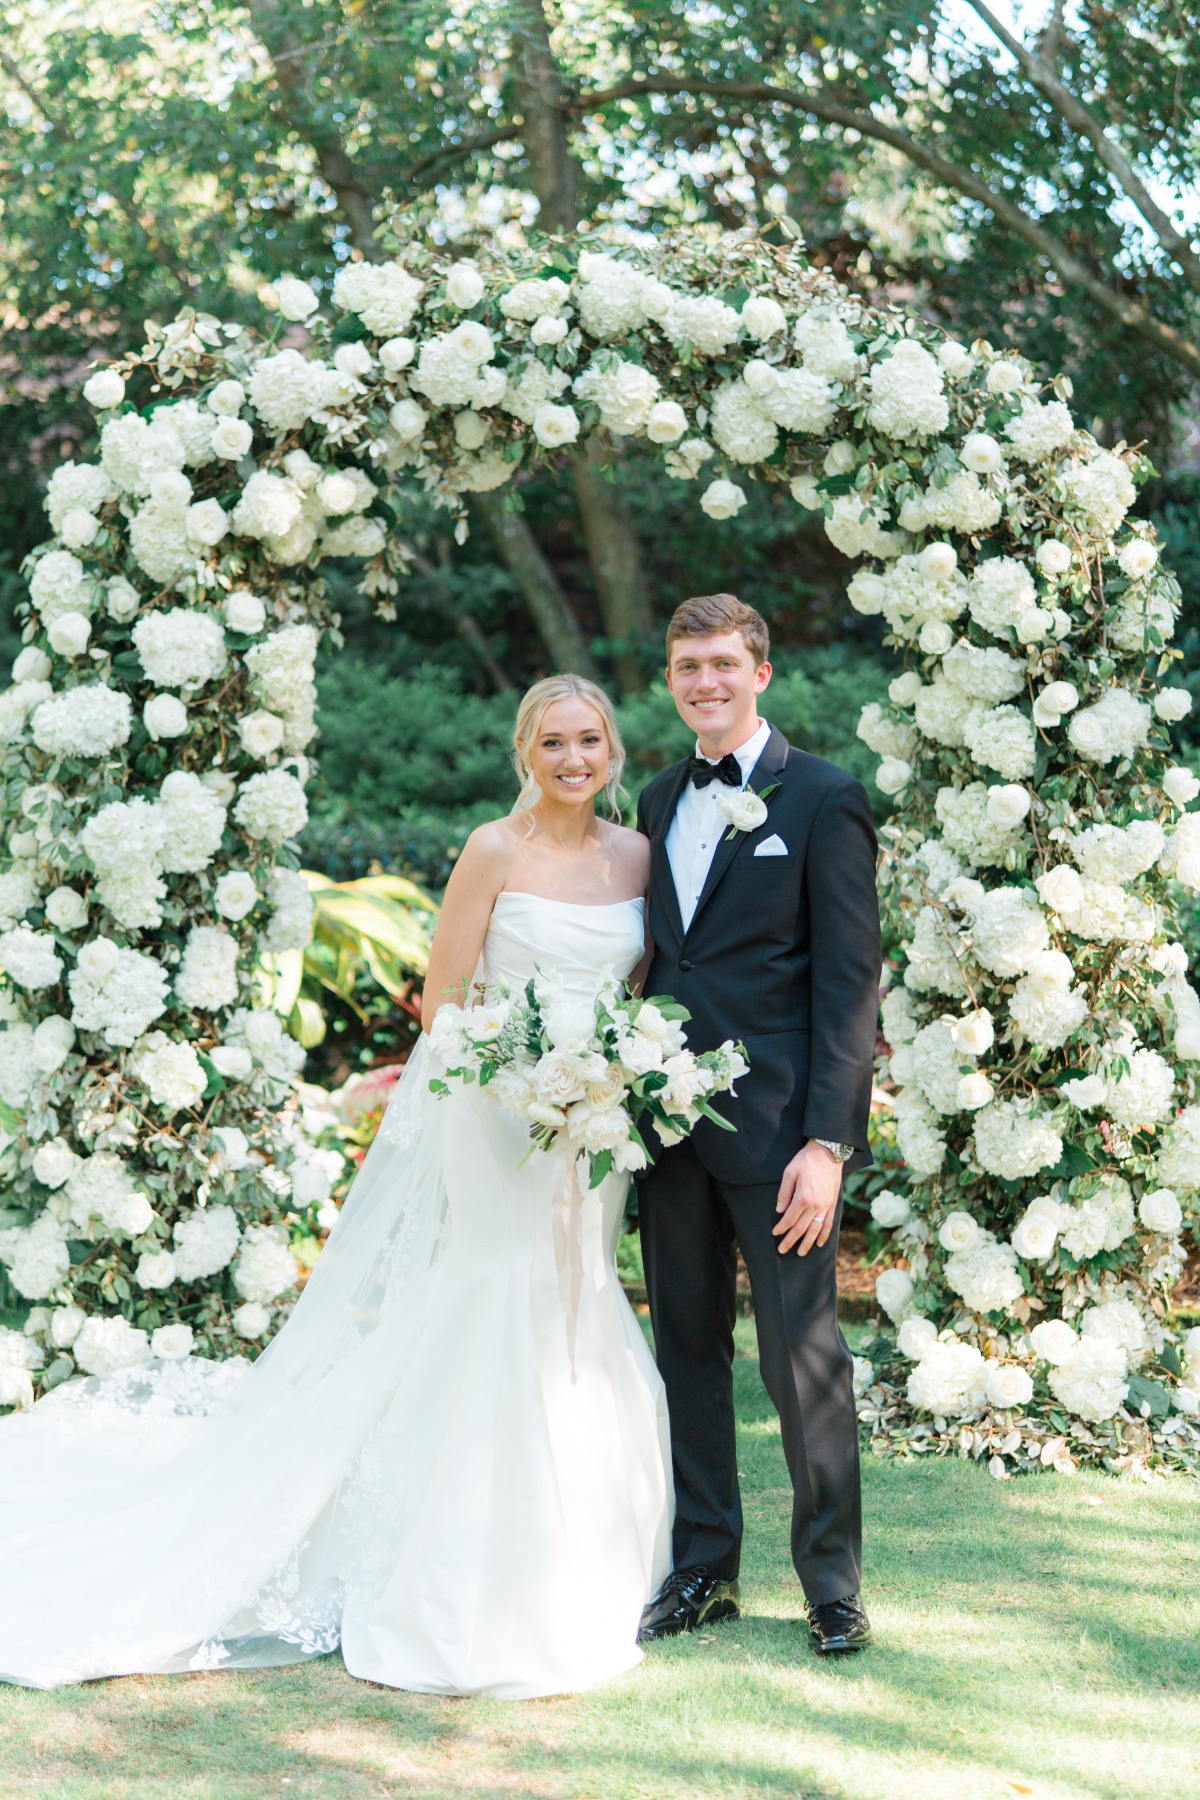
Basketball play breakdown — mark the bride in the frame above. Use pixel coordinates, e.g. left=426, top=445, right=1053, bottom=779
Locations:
left=0, top=674, right=673, bottom=1698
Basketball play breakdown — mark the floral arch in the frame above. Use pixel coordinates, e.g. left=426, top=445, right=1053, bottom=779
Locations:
left=1, top=220, right=1198, bottom=1474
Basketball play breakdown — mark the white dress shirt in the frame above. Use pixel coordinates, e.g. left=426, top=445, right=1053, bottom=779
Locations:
left=664, top=717, right=771, bottom=932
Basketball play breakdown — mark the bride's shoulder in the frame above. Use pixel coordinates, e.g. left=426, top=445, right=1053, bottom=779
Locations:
left=452, top=817, right=522, bottom=882
left=599, top=819, right=650, bottom=881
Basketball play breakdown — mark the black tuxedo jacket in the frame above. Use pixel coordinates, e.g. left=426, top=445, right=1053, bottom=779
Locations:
left=635, top=725, right=882, bottom=1186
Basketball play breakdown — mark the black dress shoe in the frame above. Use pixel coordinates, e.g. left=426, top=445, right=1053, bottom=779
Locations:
left=807, top=1593, right=872, bottom=1655
left=638, top=1567, right=741, bottom=1642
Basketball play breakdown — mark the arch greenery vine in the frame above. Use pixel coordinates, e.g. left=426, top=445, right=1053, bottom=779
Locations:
left=1, top=218, right=1198, bottom=1474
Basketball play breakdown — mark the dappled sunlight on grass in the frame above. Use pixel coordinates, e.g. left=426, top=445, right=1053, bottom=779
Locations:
left=0, top=1316, right=1197, bottom=1797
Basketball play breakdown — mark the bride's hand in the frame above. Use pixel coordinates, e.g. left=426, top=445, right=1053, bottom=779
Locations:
left=772, top=1141, right=843, bottom=1256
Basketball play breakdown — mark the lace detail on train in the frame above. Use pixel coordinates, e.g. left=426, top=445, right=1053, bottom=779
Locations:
left=0, top=894, right=671, bottom=1699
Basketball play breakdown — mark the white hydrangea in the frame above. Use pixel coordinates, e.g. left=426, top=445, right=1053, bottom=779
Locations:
left=1109, top=586, right=1176, bottom=656
left=792, top=310, right=860, bottom=382
left=914, top=679, right=983, bottom=749
left=233, top=769, right=309, bottom=843
left=131, top=1030, right=207, bottom=1113
left=1047, top=1337, right=1128, bottom=1422
left=0, top=1023, right=34, bottom=1107
left=133, top=608, right=226, bottom=691
left=320, top=515, right=386, bottom=559
left=501, top=359, right=573, bottom=424
left=1070, top=820, right=1164, bottom=886
left=128, top=495, right=193, bottom=585
left=0, top=864, right=40, bottom=930
left=0, top=679, right=53, bottom=743
left=231, top=470, right=304, bottom=544
left=1003, top=398, right=1074, bottom=463
left=45, top=462, right=116, bottom=533
left=881, top=986, right=920, bottom=1048
left=941, top=643, right=1026, bottom=707
left=68, top=939, right=170, bottom=1047
left=174, top=925, right=240, bottom=1012
left=824, top=494, right=905, bottom=560
left=99, top=412, right=186, bottom=497
left=906, top=1341, right=986, bottom=1417
left=0, top=1213, right=70, bottom=1300
left=573, top=357, right=660, bottom=435
left=1080, top=1296, right=1150, bottom=1368
left=856, top=703, right=917, bottom=761
left=761, top=367, right=838, bottom=434
left=497, top=277, right=570, bottom=322
left=158, top=398, right=220, bottom=466
left=902, top=906, right=969, bottom=998
left=1060, top=450, right=1136, bottom=535
left=332, top=260, right=422, bottom=335
left=73, top=1314, right=151, bottom=1377
left=1059, top=1177, right=1136, bottom=1259
left=81, top=796, right=166, bottom=874
left=245, top=624, right=319, bottom=713
left=898, top=471, right=1003, bottom=536
left=709, top=381, right=778, bottom=464
left=261, top=867, right=315, bottom=953
left=967, top=558, right=1036, bottom=638
left=962, top=706, right=1036, bottom=782
left=155, top=770, right=228, bottom=875
left=1009, top=960, right=1088, bottom=1048
left=31, top=685, right=132, bottom=758
left=971, top=1099, right=1063, bottom=1180
left=575, top=255, right=648, bottom=339
left=172, top=1204, right=241, bottom=1281
left=934, top=784, right=1025, bottom=869
left=1156, top=1105, right=1200, bottom=1190
left=224, top=1005, right=306, bottom=1095
left=664, top=294, right=741, bottom=356
left=1161, top=814, right=1200, bottom=891
left=969, top=888, right=1049, bottom=978
left=1071, top=689, right=1156, bottom=775
left=893, top=1086, right=947, bottom=1176
left=61, top=1149, right=150, bottom=1235
left=0, top=927, right=63, bottom=991
left=943, top=1232, right=1024, bottom=1315
left=233, top=1223, right=299, bottom=1304
left=909, top=1019, right=970, bottom=1115
left=913, top=838, right=967, bottom=895
left=865, top=340, right=948, bottom=440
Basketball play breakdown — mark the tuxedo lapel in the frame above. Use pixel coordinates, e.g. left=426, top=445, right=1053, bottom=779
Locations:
left=685, top=725, right=790, bottom=939
left=650, top=757, right=690, bottom=946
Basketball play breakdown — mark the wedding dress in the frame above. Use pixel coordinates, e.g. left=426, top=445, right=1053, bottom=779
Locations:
left=0, top=893, right=672, bottom=1697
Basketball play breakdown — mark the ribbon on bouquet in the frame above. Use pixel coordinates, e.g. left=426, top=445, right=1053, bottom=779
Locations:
left=550, top=1142, right=587, bottom=1386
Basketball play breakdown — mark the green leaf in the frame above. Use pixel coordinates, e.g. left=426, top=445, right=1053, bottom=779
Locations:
left=1126, top=1374, right=1172, bottom=1420
left=589, top=1149, right=613, bottom=1189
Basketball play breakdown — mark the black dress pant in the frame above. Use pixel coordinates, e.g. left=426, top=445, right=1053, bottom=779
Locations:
left=638, top=1137, right=861, bottom=1606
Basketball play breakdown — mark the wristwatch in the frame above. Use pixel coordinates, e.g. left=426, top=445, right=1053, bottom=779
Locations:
left=814, top=1138, right=854, bottom=1163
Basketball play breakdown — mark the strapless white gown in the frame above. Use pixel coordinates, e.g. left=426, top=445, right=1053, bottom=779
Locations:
left=0, top=894, right=672, bottom=1697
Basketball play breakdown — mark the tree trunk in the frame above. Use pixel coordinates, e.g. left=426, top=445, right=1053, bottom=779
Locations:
left=508, top=0, right=578, bottom=234
left=572, top=434, right=655, bottom=690
left=471, top=492, right=599, bottom=679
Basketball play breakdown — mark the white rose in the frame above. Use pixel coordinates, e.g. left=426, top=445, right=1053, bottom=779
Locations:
left=45, top=886, right=87, bottom=930
left=1164, top=766, right=1200, bottom=807
left=211, top=1125, right=251, bottom=1169
left=790, top=473, right=822, bottom=510
left=1029, top=1319, right=1077, bottom=1364
left=225, top=589, right=267, bottom=634
left=741, top=358, right=778, bottom=397
left=1036, top=540, right=1072, bottom=577
left=530, top=315, right=568, bottom=347
left=986, top=359, right=1025, bottom=393
left=186, top=499, right=229, bottom=546
left=1016, top=607, right=1052, bottom=643
left=315, top=473, right=359, bottom=515
left=276, top=276, right=319, bottom=321
left=143, top=693, right=189, bottom=740
left=32, top=1137, right=77, bottom=1188
left=446, top=261, right=485, bottom=308
left=1155, top=688, right=1192, bottom=722
left=919, top=542, right=958, bottom=582
left=1139, top=1187, right=1183, bottom=1234
left=206, top=379, right=246, bottom=416
left=106, top=578, right=141, bottom=622
left=875, top=757, right=912, bottom=796
left=938, top=1211, right=982, bottom=1253
left=50, top=1302, right=86, bottom=1347
left=918, top=621, right=953, bottom=656
left=200, top=768, right=238, bottom=805
left=151, top=1323, right=194, bottom=1359
left=532, top=403, right=581, bottom=448
left=237, top=709, right=285, bottom=758
left=888, top=1044, right=915, bottom=1084
left=985, top=785, right=1030, bottom=828
left=135, top=1249, right=176, bottom=1290
left=646, top=400, right=688, bottom=444
left=741, top=295, right=787, bottom=340
left=388, top=398, right=427, bottom=442
left=210, top=1045, right=254, bottom=1079
left=13, top=647, right=51, bottom=682
left=48, top=612, right=91, bottom=657
left=716, top=789, right=769, bottom=832
left=116, top=1189, right=154, bottom=1238
left=897, top=1316, right=938, bottom=1359
left=700, top=479, right=746, bottom=520
left=333, top=341, right=373, bottom=378
left=84, top=369, right=126, bottom=409
left=211, top=416, right=254, bottom=460
left=1036, top=864, right=1083, bottom=914
left=823, top=440, right=857, bottom=476
left=955, top=1010, right=994, bottom=1056
left=32, top=1015, right=75, bottom=1072
left=960, top=433, right=1004, bottom=474
left=1011, top=1209, right=1058, bottom=1260
left=957, top=1072, right=994, bottom=1111
left=232, top=1300, right=271, bottom=1339
left=453, top=411, right=489, bottom=450
left=1060, top=1074, right=1107, bottom=1108
left=1174, top=1387, right=1200, bottom=1415
left=875, top=1268, right=915, bottom=1320
left=871, top=1188, right=911, bottom=1228
left=889, top=671, right=923, bottom=707
left=984, top=1362, right=1034, bottom=1409
left=60, top=508, right=99, bottom=549
left=214, top=872, right=258, bottom=921
left=1118, top=539, right=1157, bottom=579
left=378, top=337, right=415, bottom=371
left=1040, top=681, right=1079, bottom=718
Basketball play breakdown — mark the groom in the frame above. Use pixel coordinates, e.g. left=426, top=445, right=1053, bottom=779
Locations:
left=635, top=593, right=882, bottom=1656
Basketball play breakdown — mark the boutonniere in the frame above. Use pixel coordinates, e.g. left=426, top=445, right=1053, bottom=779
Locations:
left=714, top=782, right=780, bottom=840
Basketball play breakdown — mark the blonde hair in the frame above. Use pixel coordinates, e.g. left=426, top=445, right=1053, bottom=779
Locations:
left=512, top=674, right=626, bottom=821
left=666, top=592, right=770, bottom=666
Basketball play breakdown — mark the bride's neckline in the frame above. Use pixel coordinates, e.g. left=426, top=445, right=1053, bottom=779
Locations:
left=496, top=890, right=644, bottom=912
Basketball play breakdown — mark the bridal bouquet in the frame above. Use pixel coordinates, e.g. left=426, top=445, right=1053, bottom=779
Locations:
left=428, top=971, right=747, bottom=1187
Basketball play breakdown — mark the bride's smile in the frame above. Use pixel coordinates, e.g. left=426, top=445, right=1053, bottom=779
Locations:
left=528, top=697, right=611, bottom=808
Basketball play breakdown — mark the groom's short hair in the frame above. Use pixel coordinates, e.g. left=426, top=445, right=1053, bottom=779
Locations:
left=666, top=593, right=770, bottom=666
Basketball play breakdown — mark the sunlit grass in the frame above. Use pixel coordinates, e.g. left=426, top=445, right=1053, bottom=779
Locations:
left=2, top=1318, right=1198, bottom=1798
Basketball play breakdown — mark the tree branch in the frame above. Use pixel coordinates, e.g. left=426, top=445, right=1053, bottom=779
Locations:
left=570, top=76, right=1200, bottom=381
left=246, top=0, right=381, bottom=258
left=965, top=0, right=1200, bottom=298
left=470, top=491, right=599, bottom=679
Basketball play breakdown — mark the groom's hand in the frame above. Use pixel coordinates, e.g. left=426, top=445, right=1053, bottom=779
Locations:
left=773, top=1141, right=843, bottom=1256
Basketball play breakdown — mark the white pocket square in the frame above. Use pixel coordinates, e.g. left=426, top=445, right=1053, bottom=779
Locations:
left=754, top=834, right=788, bottom=858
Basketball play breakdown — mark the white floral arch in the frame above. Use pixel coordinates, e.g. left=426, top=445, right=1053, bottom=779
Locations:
left=1, top=222, right=1198, bottom=1473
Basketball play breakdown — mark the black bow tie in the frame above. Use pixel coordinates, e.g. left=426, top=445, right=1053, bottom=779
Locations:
left=689, top=752, right=742, bottom=790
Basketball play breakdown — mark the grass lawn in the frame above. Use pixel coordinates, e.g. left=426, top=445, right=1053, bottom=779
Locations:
left=2, top=1317, right=1198, bottom=1800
